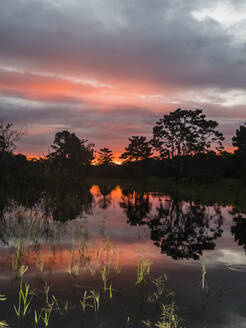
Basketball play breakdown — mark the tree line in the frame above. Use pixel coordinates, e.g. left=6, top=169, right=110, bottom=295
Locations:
left=1, top=108, right=246, bottom=185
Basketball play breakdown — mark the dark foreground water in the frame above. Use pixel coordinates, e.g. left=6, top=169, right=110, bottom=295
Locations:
left=0, top=184, right=246, bottom=327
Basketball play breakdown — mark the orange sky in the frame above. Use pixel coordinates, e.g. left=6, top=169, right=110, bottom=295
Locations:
left=1, top=1, right=246, bottom=157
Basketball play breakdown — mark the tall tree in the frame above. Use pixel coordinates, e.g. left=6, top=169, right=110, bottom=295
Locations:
left=0, top=120, right=23, bottom=158
left=232, top=122, right=246, bottom=157
left=47, top=130, right=94, bottom=177
left=120, top=136, right=152, bottom=162
left=97, top=147, right=114, bottom=166
left=152, top=109, right=224, bottom=159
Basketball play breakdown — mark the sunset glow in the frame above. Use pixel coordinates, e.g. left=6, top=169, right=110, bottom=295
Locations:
left=0, top=0, right=246, bottom=157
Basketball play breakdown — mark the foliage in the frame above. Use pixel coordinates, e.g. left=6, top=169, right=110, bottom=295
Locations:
left=0, top=120, right=24, bottom=158
left=47, top=130, right=94, bottom=177
left=232, top=122, right=246, bottom=157
left=152, top=109, right=224, bottom=159
left=97, top=147, right=114, bottom=166
left=120, top=136, right=153, bottom=162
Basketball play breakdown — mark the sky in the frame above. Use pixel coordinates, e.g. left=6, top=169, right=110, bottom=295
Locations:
left=0, top=0, right=246, bottom=161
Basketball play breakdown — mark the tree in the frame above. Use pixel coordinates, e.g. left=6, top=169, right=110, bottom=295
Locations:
left=97, top=147, right=114, bottom=166
left=120, top=136, right=153, bottom=162
left=232, top=122, right=246, bottom=157
left=0, top=120, right=23, bottom=158
left=152, top=109, right=224, bottom=159
left=47, top=130, right=94, bottom=177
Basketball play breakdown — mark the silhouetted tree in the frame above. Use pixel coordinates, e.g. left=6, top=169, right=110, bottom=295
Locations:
left=152, top=109, right=224, bottom=176
left=152, top=109, right=224, bottom=158
left=97, top=147, right=114, bottom=166
left=47, top=130, right=94, bottom=177
left=120, top=136, right=152, bottom=162
left=232, top=123, right=246, bottom=157
left=0, top=120, right=24, bottom=159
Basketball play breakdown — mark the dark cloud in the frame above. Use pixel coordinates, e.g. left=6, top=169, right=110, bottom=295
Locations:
left=0, top=0, right=246, bottom=156
left=0, top=0, right=246, bottom=90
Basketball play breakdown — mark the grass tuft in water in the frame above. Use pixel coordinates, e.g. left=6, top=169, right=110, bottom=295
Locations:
left=136, top=257, right=151, bottom=286
left=0, top=294, right=8, bottom=328
left=13, top=265, right=32, bottom=319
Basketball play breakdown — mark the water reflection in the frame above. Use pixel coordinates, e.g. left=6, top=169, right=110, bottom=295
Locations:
left=120, top=189, right=151, bottom=225
left=1, top=184, right=246, bottom=328
left=1, top=184, right=246, bottom=261
left=97, top=184, right=114, bottom=209
left=231, top=209, right=246, bottom=253
left=148, top=199, right=224, bottom=260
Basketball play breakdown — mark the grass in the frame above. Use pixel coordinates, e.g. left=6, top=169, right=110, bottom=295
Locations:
left=136, top=257, right=151, bottom=286
left=200, top=264, right=209, bottom=295
left=13, top=265, right=32, bottom=319
left=2, top=253, right=186, bottom=328
left=0, top=294, right=8, bottom=328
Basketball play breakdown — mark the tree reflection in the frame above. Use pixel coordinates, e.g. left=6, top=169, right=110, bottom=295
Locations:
left=231, top=209, right=246, bottom=253
left=120, top=190, right=224, bottom=260
left=44, top=184, right=93, bottom=222
left=119, top=189, right=151, bottom=225
left=97, top=185, right=114, bottom=209
left=148, top=199, right=224, bottom=260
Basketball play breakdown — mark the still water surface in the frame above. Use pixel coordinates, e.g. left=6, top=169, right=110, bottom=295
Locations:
left=0, top=185, right=246, bottom=327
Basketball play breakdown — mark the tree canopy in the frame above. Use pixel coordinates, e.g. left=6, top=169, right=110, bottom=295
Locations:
left=47, top=130, right=94, bottom=177
left=0, top=120, right=23, bottom=158
left=120, top=136, right=153, bottom=162
left=232, top=122, right=246, bottom=157
left=97, top=147, right=114, bottom=166
left=152, top=109, right=224, bottom=159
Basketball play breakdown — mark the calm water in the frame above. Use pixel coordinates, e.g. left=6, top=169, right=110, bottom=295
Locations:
left=0, top=184, right=246, bottom=327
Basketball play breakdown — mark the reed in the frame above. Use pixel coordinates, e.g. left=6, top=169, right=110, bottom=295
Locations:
left=136, top=257, right=151, bottom=286
left=90, top=289, right=100, bottom=312
left=101, top=265, right=108, bottom=292
left=88, top=265, right=95, bottom=277
left=201, top=264, right=207, bottom=291
left=142, top=319, right=152, bottom=327
left=109, top=283, right=113, bottom=300
left=40, top=304, right=54, bottom=328
left=148, top=275, right=168, bottom=304
left=34, top=309, right=41, bottom=327
left=114, top=251, right=121, bottom=274
left=80, top=290, right=92, bottom=312
left=0, top=294, right=8, bottom=328
left=155, top=302, right=182, bottom=328
left=13, top=265, right=32, bottom=319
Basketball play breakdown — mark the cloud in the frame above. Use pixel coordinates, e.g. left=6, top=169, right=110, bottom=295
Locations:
left=0, top=0, right=246, bottom=156
left=1, top=0, right=246, bottom=90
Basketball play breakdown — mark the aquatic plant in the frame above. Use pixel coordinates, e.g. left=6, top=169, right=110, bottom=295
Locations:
left=0, top=294, right=8, bottom=328
left=148, top=274, right=168, bottom=304
left=13, top=265, right=32, bottom=319
left=136, top=257, right=151, bottom=286
left=109, top=283, right=113, bottom=300
left=40, top=304, right=54, bottom=328
left=200, top=263, right=209, bottom=296
left=114, top=251, right=121, bottom=274
left=90, top=289, right=100, bottom=312
left=101, top=265, right=108, bottom=292
left=155, top=302, right=182, bottom=328
left=142, top=319, right=152, bottom=327
left=34, top=309, right=41, bottom=327
left=80, top=290, right=92, bottom=312
left=88, top=265, right=96, bottom=277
